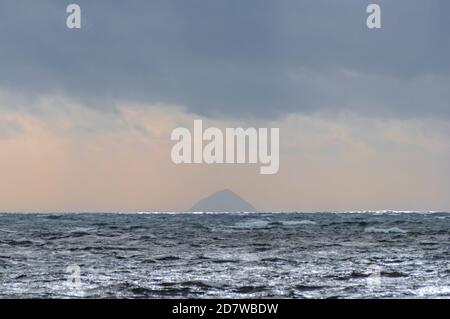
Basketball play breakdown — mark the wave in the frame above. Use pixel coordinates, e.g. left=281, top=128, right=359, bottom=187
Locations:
left=155, top=256, right=181, bottom=261
left=232, top=219, right=271, bottom=229
left=0, top=228, right=16, bottom=233
left=283, top=220, right=317, bottom=226
left=234, top=285, right=268, bottom=293
left=233, top=219, right=317, bottom=229
left=364, top=226, right=408, bottom=234
left=294, top=284, right=328, bottom=291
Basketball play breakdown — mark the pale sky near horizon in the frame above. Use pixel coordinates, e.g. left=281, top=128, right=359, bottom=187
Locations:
left=0, top=0, right=449, bottom=212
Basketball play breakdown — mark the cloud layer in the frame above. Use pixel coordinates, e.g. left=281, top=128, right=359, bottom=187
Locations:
left=1, top=0, right=449, bottom=118
left=1, top=92, right=449, bottom=212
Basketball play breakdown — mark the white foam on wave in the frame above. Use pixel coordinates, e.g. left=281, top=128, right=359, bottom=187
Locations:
left=132, top=211, right=257, bottom=215
left=232, top=219, right=270, bottom=229
left=416, top=285, right=450, bottom=297
left=364, top=226, right=408, bottom=234
left=0, top=228, right=16, bottom=233
left=343, top=210, right=442, bottom=215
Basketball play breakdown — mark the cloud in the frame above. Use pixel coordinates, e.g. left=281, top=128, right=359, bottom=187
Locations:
left=0, top=0, right=449, bottom=118
left=0, top=93, right=449, bottom=212
left=0, top=117, right=21, bottom=139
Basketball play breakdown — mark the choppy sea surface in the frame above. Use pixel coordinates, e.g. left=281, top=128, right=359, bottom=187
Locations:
left=0, top=212, right=449, bottom=299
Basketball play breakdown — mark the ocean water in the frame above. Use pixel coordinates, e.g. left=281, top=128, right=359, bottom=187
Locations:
left=0, top=212, right=449, bottom=299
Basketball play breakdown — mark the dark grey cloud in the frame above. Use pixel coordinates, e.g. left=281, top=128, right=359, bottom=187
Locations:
left=0, top=0, right=449, bottom=118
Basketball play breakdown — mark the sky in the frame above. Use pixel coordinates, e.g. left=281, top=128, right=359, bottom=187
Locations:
left=0, top=0, right=449, bottom=212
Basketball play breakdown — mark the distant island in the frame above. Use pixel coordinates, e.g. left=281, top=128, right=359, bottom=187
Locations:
left=190, top=189, right=256, bottom=212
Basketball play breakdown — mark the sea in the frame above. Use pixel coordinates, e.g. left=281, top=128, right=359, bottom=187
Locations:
left=0, top=212, right=449, bottom=298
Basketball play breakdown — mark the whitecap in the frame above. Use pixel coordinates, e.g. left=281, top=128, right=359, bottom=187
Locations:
left=364, top=226, right=407, bottom=234
left=232, top=219, right=270, bottom=229
left=0, top=228, right=16, bottom=233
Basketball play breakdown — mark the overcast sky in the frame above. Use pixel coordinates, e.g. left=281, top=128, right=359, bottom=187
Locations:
left=0, top=1, right=449, bottom=211
left=1, top=0, right=450, bottom=118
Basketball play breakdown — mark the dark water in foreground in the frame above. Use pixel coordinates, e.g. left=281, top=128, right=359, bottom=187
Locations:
left=0, top=212, right=449, bottom=298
